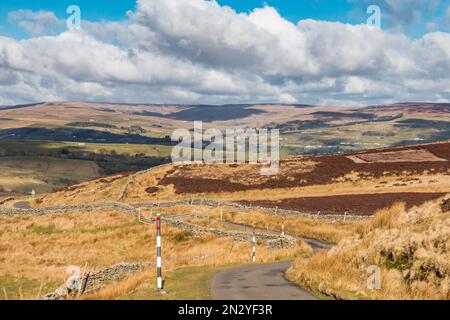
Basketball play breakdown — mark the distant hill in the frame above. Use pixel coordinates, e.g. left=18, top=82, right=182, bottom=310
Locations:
left=0, top=102, right=448, bottom=155
left=37, top=141, right=450, bottom=217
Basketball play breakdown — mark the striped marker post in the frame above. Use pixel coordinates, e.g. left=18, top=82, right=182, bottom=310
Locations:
left=281, top=224, right=285, bottom=238
left=252, top=227, right=256, bottom=263
left=156, top=214, right=163, bottom=291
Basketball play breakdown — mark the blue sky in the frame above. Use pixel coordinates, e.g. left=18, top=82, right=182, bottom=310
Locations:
left=1, top=0, right=448, bottom=39
left=0, top=0, right=356, bottom=26
left=0, top=0, right=448, bottom=105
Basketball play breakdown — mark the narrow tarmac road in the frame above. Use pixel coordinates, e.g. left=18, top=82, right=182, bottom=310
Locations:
left=210, top=261, right=318, bottom=300
left=210, top=222, right=333, bottom=300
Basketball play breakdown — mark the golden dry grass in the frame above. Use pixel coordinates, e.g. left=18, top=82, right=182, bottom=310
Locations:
left=84, top=239, right=312, bottom=300
left=0, top=208, right=310, bottom=299
left=36, top=173, right=129, bottom=207
left=286, top=197, right=450, bottom=300
left=135, top=204, right=358, bottom=244
left=0, top=211, right=146, bottom=281
left=81, top=270, right=153, bottom=300
left=204, top=206, right=358, bottom=244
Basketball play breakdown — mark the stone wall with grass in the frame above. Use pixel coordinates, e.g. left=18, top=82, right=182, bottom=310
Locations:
left=0, top=200, right=295, bottom=248
left=44, top=263, right=145, bottom=300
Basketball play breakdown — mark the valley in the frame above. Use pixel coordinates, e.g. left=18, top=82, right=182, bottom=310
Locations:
left=0, top=101, right=448, bottom=300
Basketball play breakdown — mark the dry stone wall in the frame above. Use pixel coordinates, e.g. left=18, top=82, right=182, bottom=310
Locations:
left=0, top=202, right=139, bottom=217
left=133, top=198, right=369, bottom=221
left=116, top=164, right=168, bottom=201
left=0, top=197, right=14, bottom=205
left=0, top=197, right=369, bottom=221
left=44, top=262, right=145, bottom=300
left=0, top=200, right=293, bottom=247
left=162, top=216, right=297, bottom=247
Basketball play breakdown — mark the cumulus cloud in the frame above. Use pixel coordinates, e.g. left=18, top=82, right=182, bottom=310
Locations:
left=0, top=0, right=449, bottom=106
left=8, top=9, right=65, bottom=35
left=348, top=0, right=442, bottom=32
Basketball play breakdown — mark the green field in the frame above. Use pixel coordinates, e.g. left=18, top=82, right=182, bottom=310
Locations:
left=0, top=140, right=173, bottom=195
left=0, top=156, right=102, bottom=195
left=0, top=140, right=173, bottom=157
left=280, top=118, right=449, bottom=156
left=0, top=275, right=60, bottom=300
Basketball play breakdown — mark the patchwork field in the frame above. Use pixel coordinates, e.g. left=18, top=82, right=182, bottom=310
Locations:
left=347, top=149, right=446, bottom=163
left=1, top=102, right=449, bottom=151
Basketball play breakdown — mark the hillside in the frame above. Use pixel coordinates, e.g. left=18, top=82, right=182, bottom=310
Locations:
left=1, top=102, right=449, bottom=153
left=1, top=102, right=448, bottom=195
left=1, top=140, right=449, bottom=300
left=36, top=141, right=450, bottom=217
left=287, top=197, right=450, bottom=300
left=0, top=156, right=102, bottom=196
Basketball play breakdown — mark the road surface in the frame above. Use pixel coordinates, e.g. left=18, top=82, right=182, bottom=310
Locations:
left=210, top=221, right=332, bottom=300
left=210, top=261, right=319, bottom=300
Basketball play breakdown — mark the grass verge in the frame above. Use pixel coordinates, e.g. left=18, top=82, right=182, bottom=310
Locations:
left=0, top=275, right=60, bottom=300
left=118, top=265, right=225, bottom=300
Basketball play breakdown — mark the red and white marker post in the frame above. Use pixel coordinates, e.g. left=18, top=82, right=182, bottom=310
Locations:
left=252, top=227, right=256, bottom=263
left=156, top=214, right=163, bottom=291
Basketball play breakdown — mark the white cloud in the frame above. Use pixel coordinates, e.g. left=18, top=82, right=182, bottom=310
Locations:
left=8, top=9, right=64, bottom=35
left=348, top=0, right=442, bottom=32
left=0, top=0, right=449, bottom=106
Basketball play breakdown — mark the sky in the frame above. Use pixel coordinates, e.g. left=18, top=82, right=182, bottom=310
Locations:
left=0, top=0, right=449, bottom=106
left=1, top=0, right=448, bottom=39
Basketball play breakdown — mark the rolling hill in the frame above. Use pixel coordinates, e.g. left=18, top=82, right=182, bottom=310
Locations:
left=0, top=101, right=448, bottom=195
left=34, top=141, right=450, bottom=217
